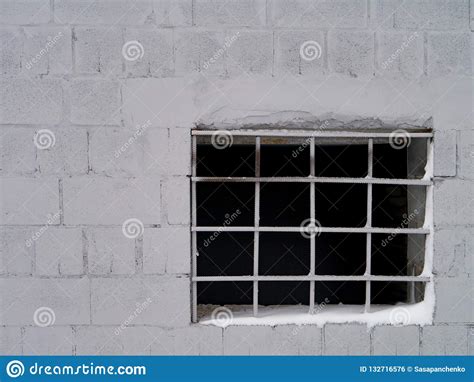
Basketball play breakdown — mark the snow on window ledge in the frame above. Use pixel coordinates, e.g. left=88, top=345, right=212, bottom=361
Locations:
left=199, top=282, right=435, bottom=328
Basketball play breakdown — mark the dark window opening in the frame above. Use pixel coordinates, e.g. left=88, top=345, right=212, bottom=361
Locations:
left=315, top=233, right=366, bottom=276
left=193, top=133, right=430, bottom=318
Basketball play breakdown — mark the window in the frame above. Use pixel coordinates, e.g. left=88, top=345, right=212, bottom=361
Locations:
left=191, top=129, right=433, bottom=324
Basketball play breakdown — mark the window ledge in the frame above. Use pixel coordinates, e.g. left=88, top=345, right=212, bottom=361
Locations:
left=199, top=283, right=434, bottom=328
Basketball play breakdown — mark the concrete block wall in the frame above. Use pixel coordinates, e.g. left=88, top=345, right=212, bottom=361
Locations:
left=0, top=0, right=472, bottom=355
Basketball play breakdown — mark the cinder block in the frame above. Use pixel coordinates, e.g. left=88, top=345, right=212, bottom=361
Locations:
left=0, top=228, right=34, bottom=275
left=35, top=227, right=83, bottom=276
left=274, top=31, right=325, bottom=76
left=195, top=0, right=266, bottom=26
left=63, top=177, right=161, bottom=225
left=434, top=180, right=474, bottom=226
left=77, top=326, right=158, bottom=355
left=271, top=0, right=367, bottom=28
left=174, top=30, right=226, bottom=76
left=273, top=325, right=322, bottom=355
left=74, top=27, right=123, bottom=75
left=121, top=78, right=198, bottom=129
left=324, top=324, right=370, bottom=355
left=471, top=0, right=474, bottom=31
left=377, top=31, right=423, bottom=79
left=432, top=80, right=471, bottom=131
left=427, top=32, right=471, bottom=77
left=143, top=228, right=165, bottom=274
left=54, top=0, right=153, bottom=24
left=434, top=278, right=472, bottom=323
left=223, top=325, right=320, bottom=355
left=91, top=277, right=189, bottom=327
left=163, top=177, right=190, bottom=225
left=124, top=29, right=173, bottom=77
left=434, top=228, right=473, bottom=277
left=328, top=31, right=375, bottom=77
left=225, top=30, right=273, bottom=76
left=372, top=326, right=420, bottom=355
left=459, top=130, right=474, bottom=179
left=422, top=325, right=468, bottom=355
left=23, top=27, right=72, bottom=75
left=90, top=126, right=187, bottom=176
left=154, top=0, right=192, bottom=26
left=113, top=127, right=184, bottom=176
left=0, top=79, right=62, bottom=124
left=0, top=0, right=50, bottom=24
left=434, top=130, right=456, bottom=177
left=151, top=326, right=222, bottom=355
left=69, top=80, right=121, bottom=125
left=223, top=326, right=275, bottom=355
left=168, top=128, right=191, bottom=176
left=0, top=128, right=36, bottom=175
left=369, top=0, right=398, bottom=29
left=0, top=28, right=22, bottom=75
left=0, top=178, right=59, bottom=225
left=0, top=278, right=90, bottom=325
left=394, top=0, right=469, bottom=30
left=86, top=227, right=136, bottom=275
left=470, top=326, right=474, bottom=354
left=90, top=127, right=166, bottom=177
left=143, top=227, right=190, bottom=275
left=75, top=326, right=124, bottom=355
left=114, top=327, right=154, bottom=355
left=0, top=327, right=22, bottom=355
left=37, top=129, right=88, bottom=175
left=23, top=327, right=74, bottom=355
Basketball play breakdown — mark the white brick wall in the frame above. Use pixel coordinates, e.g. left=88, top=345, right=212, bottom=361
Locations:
left=0, top=0, right=472, bottom=356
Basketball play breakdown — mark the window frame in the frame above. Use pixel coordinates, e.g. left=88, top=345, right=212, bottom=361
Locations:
left=190, top=129, right=433, bottom=323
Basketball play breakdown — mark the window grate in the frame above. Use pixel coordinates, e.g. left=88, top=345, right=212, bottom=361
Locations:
left=191, top=129, right=433, bottom=323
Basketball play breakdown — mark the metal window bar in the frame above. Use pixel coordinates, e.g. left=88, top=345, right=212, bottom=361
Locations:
left=192, top=227, right=430, bottom=234
left=191, top=177, right=431, bottom=185
left=192, top=130, right=433, bottom=138
left=191, top=134, right=198, bottom=322
left=253, top=137, right=261, bottom=316
left=365, top=139, right=373, bottom=313
left=309, top=137, right=316, bottom=314
left=193, top=275, right=431, bottom=282
left=191, top=131, right=432, bottom=323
